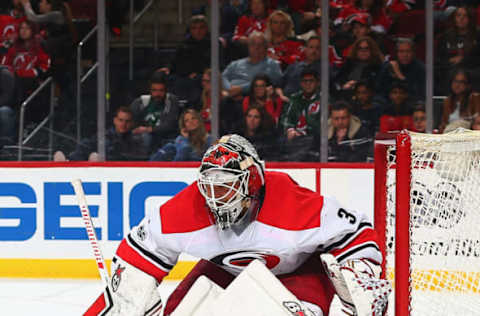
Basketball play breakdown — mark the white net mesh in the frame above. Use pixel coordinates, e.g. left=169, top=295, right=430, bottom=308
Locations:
left=385, top=129, right=480, bottom=315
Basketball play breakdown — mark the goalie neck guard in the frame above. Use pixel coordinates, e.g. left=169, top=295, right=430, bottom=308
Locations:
left=198, top=135, right=265, bottom=230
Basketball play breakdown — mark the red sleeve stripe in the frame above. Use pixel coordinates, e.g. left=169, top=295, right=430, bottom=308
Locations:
left=329, top=227, right=380, bottom=257
left=83, top=287, right=113, bottom=316
left=334, top=242, right=381, bottom=264
left=321, top=222, right=373, bottom=253
left=116, top=238, right=170, bottom=282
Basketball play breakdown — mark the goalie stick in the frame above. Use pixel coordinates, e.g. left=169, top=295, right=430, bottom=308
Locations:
left=71, top=179, right=114, bottom=314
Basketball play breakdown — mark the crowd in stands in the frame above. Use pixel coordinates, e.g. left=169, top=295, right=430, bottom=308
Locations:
left=0, top=0, right=75, bottom=148
left=2, top=0, right=480, bottom=162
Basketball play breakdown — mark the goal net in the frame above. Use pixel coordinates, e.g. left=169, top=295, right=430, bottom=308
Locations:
left=374, top=129, right=480, bottom=316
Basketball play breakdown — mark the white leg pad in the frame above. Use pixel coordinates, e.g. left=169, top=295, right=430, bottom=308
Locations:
left=212, top=260, right=318, bottom=316
left=170, top=276, right=225, bottom=316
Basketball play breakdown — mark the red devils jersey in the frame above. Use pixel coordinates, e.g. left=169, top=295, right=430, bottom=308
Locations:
left=268, top=40, right=305, bottom=68
left=233, top=15, right=267, bottom=42
left=0, top=12, right=26, bottom=47
left=116, top=171, right=382, bottom=283
left=334, top=5, right=392, bottom=34
left=1, top=44, right=50, bottom=78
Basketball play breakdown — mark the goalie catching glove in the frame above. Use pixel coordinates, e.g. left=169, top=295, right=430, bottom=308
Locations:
left=320, top=254, right=391, bottom=316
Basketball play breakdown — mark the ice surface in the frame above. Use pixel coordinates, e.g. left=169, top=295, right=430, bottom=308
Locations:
left=0, top=278, right=179, bottom=315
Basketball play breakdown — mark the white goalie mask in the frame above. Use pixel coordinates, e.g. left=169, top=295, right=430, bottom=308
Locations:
left=198, top=135, right=265, bottom=230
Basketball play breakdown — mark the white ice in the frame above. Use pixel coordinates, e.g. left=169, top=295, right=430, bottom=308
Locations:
left=0, top=278, right=180, bottom=315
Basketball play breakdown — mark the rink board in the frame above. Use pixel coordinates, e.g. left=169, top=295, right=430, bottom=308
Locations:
left=0, top=162, right=373, bottom=279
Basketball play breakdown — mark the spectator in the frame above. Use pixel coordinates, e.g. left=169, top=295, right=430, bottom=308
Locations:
left=340, top=12, right=386, bottom=58
left=130, top=73, right=181, bottom=152
left=297, top=18, right=344, bottom=68
left=334, top=0, right=392, bottom=35
left=278, top=36, right=324, bottom=100
left=265, top=10, right=305, bottom=69
left=236, top=104, right=279, bottom=160
left=242, top=73, right=283, bottom=124
left=281, top=67, right=322, bottom=139
left=197, top=68, right=242, bottom=134
left=158, top=15, right=223, bottom=104
left=231, top=0, right=270, bottom=60
left=351, top=80, right=381, bottom=134
left=21, top=0, right=70, bottom=46
left=274, top=0, right=321, bottom=33
left=191, top=0, right=247, bottom=43
left=385, top=0, right=416, bottom=14
left=279, top=67, right=322, bottom=161
left=439, top=68, right=480, bottom=133
left=376, top=37, right=425, bottom=103
left=333, top=36, right=383, bottom=100
left=1, top=20, right=50, bottom=102
left=150, top=109, right=213, bottom=162
left=410, top=103, right=426, bottom=133
left=328, top=100, right=371, bottom=162
left=20, top=0, right=75, bottom=86
left=58, top=107, right=149, bottom=161
left=379, top=80, right=415, bottom=132
left=222, top=31, right=282, bottom=98
left=0, top=0, right=26, bottom=56
left=435, top=6, right=480, bottom=94
left=0, top=65, right=15, bottom=147
left=232, top=0, right=269, bottom=45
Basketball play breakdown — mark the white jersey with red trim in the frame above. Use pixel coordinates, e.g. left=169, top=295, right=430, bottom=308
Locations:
left=116, top=171, right=381, bottom=283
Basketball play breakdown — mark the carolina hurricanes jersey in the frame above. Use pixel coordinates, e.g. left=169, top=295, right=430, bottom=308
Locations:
left=116, top=171, right=382, bottom=282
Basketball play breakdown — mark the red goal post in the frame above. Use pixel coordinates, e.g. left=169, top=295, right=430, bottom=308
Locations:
left=374, top=129, right=480, bottom=316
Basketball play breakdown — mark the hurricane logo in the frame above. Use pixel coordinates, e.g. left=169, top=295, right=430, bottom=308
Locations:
left=210, top=250, right=280, bottom=273
left=283, top=301, right=306, bottom=316
left=111, top=265, right=125, bottom=292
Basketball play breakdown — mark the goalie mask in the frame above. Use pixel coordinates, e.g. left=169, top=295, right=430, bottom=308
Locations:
left=198, top=135, right=265, bottom=230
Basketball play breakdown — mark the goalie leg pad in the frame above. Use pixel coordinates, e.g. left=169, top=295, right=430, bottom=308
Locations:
left=212, top=260, right=320, bottom=316
left=170, top=275, right=225, bottom=316
left=278, top=254, right=336, bottom=315
left=164, top=259, right=235, bottom=315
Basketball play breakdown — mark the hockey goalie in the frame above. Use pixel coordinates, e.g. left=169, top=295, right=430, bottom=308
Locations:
left=85, top=134, right=391, bottom=316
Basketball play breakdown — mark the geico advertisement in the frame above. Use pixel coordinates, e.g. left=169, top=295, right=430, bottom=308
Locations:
left=0, top=167, right=317, bottom=259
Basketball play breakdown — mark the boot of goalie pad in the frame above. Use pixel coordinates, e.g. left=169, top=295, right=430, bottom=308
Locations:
left=199, top=259, right=321, bottom=316
left=84, top=256, right=163, bottom=316
left=170, top=275, right=225, bottom=316
left=163, top=259, right=235, bottom=315
left=320, top=254, right=391, bottom=316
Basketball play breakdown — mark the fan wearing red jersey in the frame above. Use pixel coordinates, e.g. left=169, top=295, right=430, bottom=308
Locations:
left=84, top=134, right=389, bottom=316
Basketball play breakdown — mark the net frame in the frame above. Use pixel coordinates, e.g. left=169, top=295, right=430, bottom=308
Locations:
left=374, top=129, right=480, bottom=315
